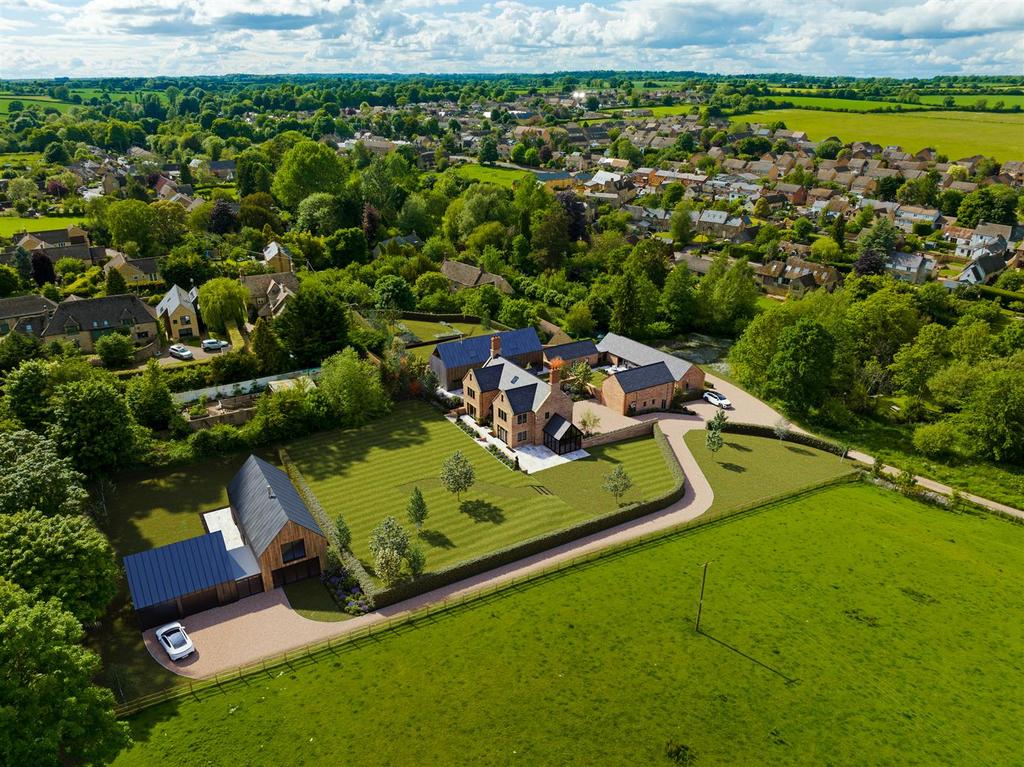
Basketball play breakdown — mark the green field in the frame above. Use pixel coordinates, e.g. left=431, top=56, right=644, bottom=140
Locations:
left=397, top=319, right=488, bottom=361
left=776, top=96, right=929, bottom=112
left=0, top=95, right=72, bottom=115
left=731, top=109, right=1024, bottom=160
left=0, top=215, right=86, bottom=237
left=286, top=401, right=678, bottom=573
left=919, top=94, right=1024, bottom=108
left=454, top=163, right=532, bottom=187
left=0, top=151, right=44, bottom=165
left=113, top=481, right=1024, bottom=765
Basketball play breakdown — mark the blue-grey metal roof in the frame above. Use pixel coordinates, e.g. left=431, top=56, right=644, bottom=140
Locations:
left=123, top=532, right=233, bottom=610
left=544, top=339, right=598, bottom=361
left=543, top=413, right=580, bottom=440
left=611, top=362, right=676, bottom=393
left=432, top=328, right=541, bottom=369
left=597, top=333, right=694, bottom=380
left=227, top=455, right=323, bottom=557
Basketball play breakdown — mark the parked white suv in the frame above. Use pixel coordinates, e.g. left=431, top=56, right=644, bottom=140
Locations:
left=155, top=622, right=195, bottom=661
left=703, top=390, right=732, bottom=409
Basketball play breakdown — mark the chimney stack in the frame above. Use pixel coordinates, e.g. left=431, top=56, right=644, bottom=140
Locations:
left=550, top=359, right=562, bottom=387
left=267, top=484, right=275, bottom=499
left=489, top=334, right=501, bottom=359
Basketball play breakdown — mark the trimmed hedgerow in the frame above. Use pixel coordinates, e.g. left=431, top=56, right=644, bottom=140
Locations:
left=720, top=422, right=846, bottom=457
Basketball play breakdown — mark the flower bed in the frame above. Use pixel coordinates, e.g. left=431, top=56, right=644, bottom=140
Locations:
left=321, top=565, right=372, bottom=615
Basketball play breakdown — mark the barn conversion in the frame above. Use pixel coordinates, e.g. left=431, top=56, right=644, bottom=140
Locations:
left=430, top=327, right=542, bottom=390
left=123, top=455, right=327, bottom=629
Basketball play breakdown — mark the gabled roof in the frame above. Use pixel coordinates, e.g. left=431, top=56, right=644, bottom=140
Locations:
left=0, top=294, right=56, bottom=320
left=543, top=413, right=580, bottom=441
left=433, top=327, right=541, bottom=369
left=596, top=333, right=695, bottom=381
left=227, top=455, right=323, bottom=557
left=477, top=356, right=550, bottom=414
left=41, top=294, right=156, bottom=337
left=123, top=531, right=233, bottom=609
left=157, top=285, right=196, bottom=317
left=543, top=339, right=598, bottom=361
left=609, top=362, right=676, bottom=393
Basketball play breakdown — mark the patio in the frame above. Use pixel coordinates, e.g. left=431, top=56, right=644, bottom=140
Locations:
left=454, top=414, right=590, bottom=474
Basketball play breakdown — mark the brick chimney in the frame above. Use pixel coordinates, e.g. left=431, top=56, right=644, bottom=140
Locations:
left=489, top=334, right=501, bottom=359
left=550, top=365, right=560, bottom=387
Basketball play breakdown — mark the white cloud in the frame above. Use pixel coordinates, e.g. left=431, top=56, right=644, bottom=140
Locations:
left=0, top=0, right=1020, bottom=77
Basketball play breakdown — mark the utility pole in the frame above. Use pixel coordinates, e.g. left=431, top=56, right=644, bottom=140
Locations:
left=695, top=561, right=710, bottom=633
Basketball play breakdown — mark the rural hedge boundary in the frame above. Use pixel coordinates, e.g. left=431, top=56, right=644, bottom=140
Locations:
left=721, top=422, right=846, bottom=456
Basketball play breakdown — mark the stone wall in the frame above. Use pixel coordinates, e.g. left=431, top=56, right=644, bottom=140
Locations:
left=582, top=420, right=654, bottom=449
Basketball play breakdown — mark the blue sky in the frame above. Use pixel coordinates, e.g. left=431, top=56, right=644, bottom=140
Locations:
left=1, top=0, right=1022, bottom=79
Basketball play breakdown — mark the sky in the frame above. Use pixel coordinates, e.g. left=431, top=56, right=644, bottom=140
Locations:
left=1, top=0, right=1022, bottom=79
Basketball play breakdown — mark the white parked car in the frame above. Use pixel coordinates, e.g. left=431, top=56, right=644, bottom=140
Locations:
left=168, top=344, right=194, bottom=361
left=155, top=622, right=195, bottom=661
left=703, top=390, right=732, bottom=409
left=201, top=338, right=229, bottom=352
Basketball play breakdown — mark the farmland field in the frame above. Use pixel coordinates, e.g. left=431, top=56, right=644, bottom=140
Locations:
left=774, top=95, right=929, bottom=112
left=730, top=109, right=1024, bottom=160
left=454, top=163, right=532, bottom=187
left=0, top=215, right=86, bottom=237
left=0, top=95, right=73, bottom=114
left=918, top=94, right=1024, bottom=108
left=285, top=401, right=679, bottom=573
left=113, top=481, right=1024, bottom=765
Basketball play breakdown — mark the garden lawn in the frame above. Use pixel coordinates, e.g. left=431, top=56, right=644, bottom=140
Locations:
left=730, top=109, right=1024, bottom=161
left=0, top=215, right=85, bottom=237
left=398, top=319, right=487, bottom=363
left=283, top=579, right=351, bottom=623
left=113, top=482, right=1024, bottom=766
left=683, top=430, right=856, bottom=512
left=454, top=163, right=532, bottom=187
left=285, top=401, right=678, bottom=573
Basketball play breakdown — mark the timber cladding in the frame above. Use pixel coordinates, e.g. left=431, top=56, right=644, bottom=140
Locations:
left=256, top=519, right=328, bottom=592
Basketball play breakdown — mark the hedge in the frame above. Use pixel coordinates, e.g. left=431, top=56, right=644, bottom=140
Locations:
left=371, top=423, right=687, bottom=608
left=975, top=284, right=1024, bottom=309
left=720, top=421, right=847, bottom=456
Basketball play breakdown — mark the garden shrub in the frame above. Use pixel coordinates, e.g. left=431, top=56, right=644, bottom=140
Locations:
left=188, top=424, right=249, bottom=457
left=912, top=420, right=959, bottom=457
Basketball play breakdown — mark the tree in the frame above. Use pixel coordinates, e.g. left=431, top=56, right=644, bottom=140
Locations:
left=955, top=184, right=1019, bottom=228
left=889, top=323, right=949, bottom=395
left=30, top=252, right=56, bottom=286
left=478, top=137, right=499, bottom=164
left=0, top=578, right=130, bottom=765
left=602, top=464, right=633, bottom=505
left=126, top=359, right=175, bottom=429
left=0, top=510, right=118, bottom=624
left=0, top=265, right=20, bottom=297
left=856, top=217, right=897, bottom=267
left=773, top=418, right=791, bottom=442
left=0, top=431, right=87, bottom=517
left=235, top=147, right=273, bottom=197
left=407, top=486, right=428, bottom=530
left=557, top=190, right=587, bottom=242
left=498, top=297, right=537, bottom=329
left=335, top=515, right=352, bottom=550
left=318, top=347, right=391, bottom=426
left=106, top=198, right=158, bottom=255
left=530, top=206, right=571, bottom=270
left=763, top=319, right=836, bottom=412
left=579, top=409, right=601, bottom=437
left=324, top=227, right=368, bottom=267
left=297, top=192, right=344, bottom=236
left=809, top=237, right=840, bottom=262
left=440, top=450, right=475, bottom=501
left=368, top=516, right=410, bottom=560
left=271, top=140, right=347, bottom=209
left=563, top=302, right=595, bottom=338
left=94, top=332, right=136, bottom=369
left=374, top=546, right=403, bottom=586
left=49, top=378, right=135, bottom=474
left=962, top=366, right=1024, bottom=462
left=705, top=423, right=724, bottom=454
left=669, top=201, right=693, bottom=245
left=611, top=266, right=658, bottom=336
left=198, top=277, right=247, bottom=334
left=277, top=282, right=350, bottom=367
left=625, top=239, right=672, bottom=288
left=5, top=358, right=52, bottom=430
left=792, top=217, right=814, bottom=242
left=161, top=249, right=214, bottom=290
left=694, top=256, right=759, bottom=335
left=566, top=359, right=593, bottom=398
left=660, top=264, right=696, bottom=333
left=104, top=266, right=128, bottom=296
left=374, top=275, right=416, bottom=312
left=209, top=198, right=238, bottom=235
left=830, top=214, right=846, bottom=247
left=250, top=317, right=288, bottom=375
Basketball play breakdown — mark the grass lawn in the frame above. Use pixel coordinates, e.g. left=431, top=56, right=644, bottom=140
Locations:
left=0, top=95, right=73, bottom=115
left=398, top=319, right=487, bottom=362
left=730, top=109, right=1024, bottom=161
left=683, top=430, right=856, bottom=512
left=454, top=163, right=532, bottom=187
left=113, top=482, right=1024, bottom=766
left=282, top=579, right=351, bottom=623
left=0, top=215, right=85, bottom=237
left=0, top=151, right=44, bottom=165
left=286, top=401, right=678, bottom=574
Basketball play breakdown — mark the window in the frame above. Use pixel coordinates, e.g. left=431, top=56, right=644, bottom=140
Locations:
left=0, top=323, right=8, bottom=334
left=497, top=409, right=508, bottom=421
left=544, top=411, right=549, bottom=420
left=466, top=387, right=475, bottom=399
left=23, top=323, right=31, bottom=332
left=516, top=413, right=528, bottom=425
left=516, top=431, right=528, bottom=442
left=180, top=315, right=192, bottom=326
left=65, top=325, right=77, bottom=336
left=122, top=318, right=133, bottom=327
left=281, top=539, right=306, bottom=563
left=136, top=331, right=149, bottom=339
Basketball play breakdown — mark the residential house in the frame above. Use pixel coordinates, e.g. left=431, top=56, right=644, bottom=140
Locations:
left=42, top=294, right=158, bottom=352
left=955, top=222, right=1013, bottom=259
left=261, top=241, right=295, bottom=272
left=774, top=183, right=807, bottom=206
left=602, top=362, right=678, bottom=416
left=14, top=224, right=89, bottom=250
left=372, top=233, right=424, bottom=257
left=123, top=455, right=327, bottom=628
left=103, top=252, right=161, bottom=284
left=885, top=252, right=936, bottom=285
left=596, top=333, right=705, bottom=415
left=440, top=259, right=514, bottom=294
left=461, top=337, right=581, bottom=455
left=755, top=256, right=841, bottom=297
left=240, top=272, right=300, bottom=320
left=430, top=327, right=542, bottom=390
left=156, top=285, right=199, bottom=340
left=954, top=254, right=1008, bottom=286
left=0, top=294, right=57, bottom=337
left=895, top=205, right=941, bottom=233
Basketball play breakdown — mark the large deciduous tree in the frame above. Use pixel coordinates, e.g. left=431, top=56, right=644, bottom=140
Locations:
left=0, top=430, right=87, bottom=517
left=276, top=282, right=350, bottom=367
left=49, top=379, right=135, bottom=474
left=271, top=140, right=347, bottom=209
left=763, top=319, right=836, bottom=412
left=440, top=450, right=475, bottom=501
left=317, top=347, right=391, bottom=426
left=197, top=277, right=247, bottom=334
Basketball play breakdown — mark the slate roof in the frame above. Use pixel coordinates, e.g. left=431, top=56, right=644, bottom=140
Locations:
left=157, top=285, right=196, bottom=317
left=596, top=333, right=695, bottom=381
left=123, top=531, right=234, bottom=609
left=0, top=294, right=56, bottom=320
left=433, top=327, right=541, bottom=370
left=543, top=339, right=598, bottom=361
left=41, top=294, right=157, bottom=338
left=227, top=455, right=323, bottom=557
left=476, top=356, right=550, bottom=414
left=543, top=413, right=579, bottom=440
left=440, top=259, right=513, bottom=294
left=610, top=362, right=676, bottom=393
